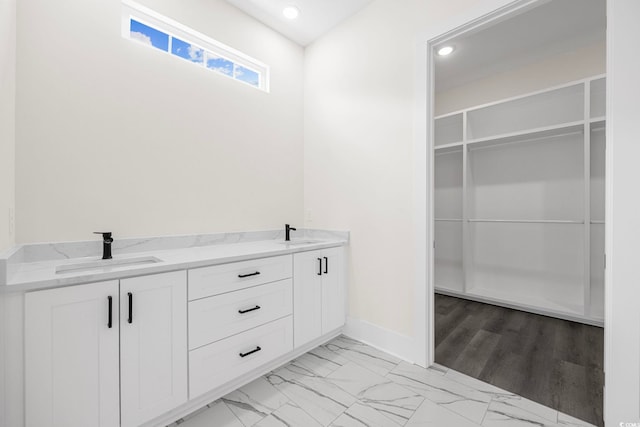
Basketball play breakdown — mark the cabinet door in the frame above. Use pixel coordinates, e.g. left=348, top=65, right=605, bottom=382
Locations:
left=25, top=281, right=120, bottom=427
left=321, top=247, right=346, bottom=334
left=120, top=271, right=188, bottom=427
left=293, top=250, right=323, bottom=348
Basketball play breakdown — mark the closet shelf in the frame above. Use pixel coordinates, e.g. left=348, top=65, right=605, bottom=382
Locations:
left=435, top=142, right=464, bottom=152
left=467, top=219, right=584, bottom=224
left=466, top=122, right=584, bottom=150
left=434, top=111, right=463, bottom=120
left=591, top=122, right=606, bottom=133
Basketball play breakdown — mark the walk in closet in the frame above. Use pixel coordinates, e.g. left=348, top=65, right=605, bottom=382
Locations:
left=434, top=75, right=606, bottom=326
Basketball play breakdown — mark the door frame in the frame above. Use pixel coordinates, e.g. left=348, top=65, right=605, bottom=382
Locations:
left=413, top=0, right=572, bottom=366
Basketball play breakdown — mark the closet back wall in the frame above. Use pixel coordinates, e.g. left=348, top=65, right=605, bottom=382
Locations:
left=436, top=41, right=605, bottom=116
left=15, top=0, right=304, bottom=244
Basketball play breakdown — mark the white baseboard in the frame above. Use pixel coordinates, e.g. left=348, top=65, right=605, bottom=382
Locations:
left=342, top=316, right=415, bottom=364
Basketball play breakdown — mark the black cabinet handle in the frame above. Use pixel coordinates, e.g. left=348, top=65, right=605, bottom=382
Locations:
left=317, top=258, right=322, bottom=276
left=107, top=296, right=113, bottom=329
left=238, top=305, right=261, bottom=314
left=127, top=292, right=133, bottom=324
left=324, top=257, right=328, bottom=274
left=238, top=271, right=261, bottom=278
left=239, top=346, right=262, bottom=358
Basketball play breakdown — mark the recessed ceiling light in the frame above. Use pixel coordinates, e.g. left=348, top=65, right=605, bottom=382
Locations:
left=437, top=46, right=455, bottom=56
left=282, top=6, right=300, bottom=20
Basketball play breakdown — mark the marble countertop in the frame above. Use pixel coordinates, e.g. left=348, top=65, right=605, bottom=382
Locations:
left=1, top=230, right=348, bottom=292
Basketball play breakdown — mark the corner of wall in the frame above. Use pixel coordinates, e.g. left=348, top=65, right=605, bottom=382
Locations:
left=343, top=316, right=416, bottom=364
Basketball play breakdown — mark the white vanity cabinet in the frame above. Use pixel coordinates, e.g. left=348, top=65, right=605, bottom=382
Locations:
left=25, top=280, right=120, bottom=427
left=24, top=271, right=187, bottom=427
left=187, top=256, right=294, bottom=398
left=21, top=243, right=346, bottom=427
left=293, top=247, right=345, bottom=348
left=119, top=271, right=188, bottom=427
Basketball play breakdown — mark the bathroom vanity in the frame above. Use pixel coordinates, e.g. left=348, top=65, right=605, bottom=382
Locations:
left=0, top=229, right=348, bottom=427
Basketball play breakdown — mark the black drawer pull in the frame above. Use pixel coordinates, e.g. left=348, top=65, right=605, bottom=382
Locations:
left=238, top=271, right=261, bottom=278
left=317, top=258, right=322, bottom=276
left=324, top=256, right=328, bottom=274
left=127, top=292, right=133, bottom=324
left=238, top=305, right=261, bottom=314
left=107, top=296, right=113, bottom=329
left=239, top=346, right=262, bottom=358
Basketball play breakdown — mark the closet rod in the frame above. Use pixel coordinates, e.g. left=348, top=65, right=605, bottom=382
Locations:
left=468, top=219, right=584, bottom=224
left=435, top=218, right=463, bottom=222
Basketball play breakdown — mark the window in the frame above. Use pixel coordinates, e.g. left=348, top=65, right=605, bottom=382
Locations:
left=122, top=0, right=269, bottom=91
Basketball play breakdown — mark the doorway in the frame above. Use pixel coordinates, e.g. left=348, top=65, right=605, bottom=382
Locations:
left=430, top=1, right=606, bottom=425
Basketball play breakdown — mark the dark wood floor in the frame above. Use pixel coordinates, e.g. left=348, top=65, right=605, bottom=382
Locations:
left=435, top=294, right=604, bottom=427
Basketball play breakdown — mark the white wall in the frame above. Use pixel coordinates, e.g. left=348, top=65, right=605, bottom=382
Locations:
left=605, top=0, right=640, bottom=423
left=0, top=0, right=16, bottom=425
left=436, top=41, right=606, bottom=115
left=0, top=0, right=15, bottom=253
left=304, top=0, right=484, bottom=340
left=15, top=0, right=304, bottom=244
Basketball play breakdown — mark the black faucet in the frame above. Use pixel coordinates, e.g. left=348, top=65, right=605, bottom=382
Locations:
left=94, top=232, right=113, bottom=260
left=285, top=224, right=297, bottom=241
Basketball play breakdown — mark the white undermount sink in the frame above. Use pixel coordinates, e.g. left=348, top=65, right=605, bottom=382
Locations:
left=55, top=256, right=163, bottom=274
left=277, top=239, right=323, bottom=246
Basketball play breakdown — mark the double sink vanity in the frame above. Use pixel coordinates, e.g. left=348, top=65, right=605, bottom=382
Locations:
left=0, top=228, right=348, bottom=427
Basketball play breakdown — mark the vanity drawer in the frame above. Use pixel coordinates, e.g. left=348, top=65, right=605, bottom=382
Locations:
left=189, top=279, right=292, bottom=350
left=188, top=255, right=292, bottom=301
left=189, top=316, right=293, bottom=399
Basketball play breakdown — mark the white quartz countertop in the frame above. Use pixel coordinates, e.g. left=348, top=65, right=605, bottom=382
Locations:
left=4, top=238, right=347, bottom=292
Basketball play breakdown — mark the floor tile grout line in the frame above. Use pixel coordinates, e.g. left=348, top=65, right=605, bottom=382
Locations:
left=479, top=400, right=489, bottom=426
left=329, top=338, right=497, bottom=426
left=385, top=374, right=490, bottom=425
left=333, top=350, right=400, bottom=377
left=220, top=399, right=247, bottom=427
left=441, top=366, right=566, bottom=425
left=265, top=362, right=353, bottom=427
left=304, top=347, right=350, bottom=374
left=324, top=400, right=354, bottom=427
left=316, top=350, right=424, bottom=427
left=331, top=351, right=400, bottom=376
left=282, top=388, right=343, bottom=427
left=384, top=363, right=493, bottom=426
left=324, top=359, right=423, bottom=407
left=411, top=390, right=487, bottom=427
left=271, top=399, right=328, bottom=427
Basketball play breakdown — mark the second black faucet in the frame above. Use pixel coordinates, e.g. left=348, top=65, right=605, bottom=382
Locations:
left=94, top=232, right=113, bottom=259
left=285, top=224, right=296, bottom=241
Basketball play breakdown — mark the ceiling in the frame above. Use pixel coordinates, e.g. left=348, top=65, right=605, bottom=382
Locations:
left=435, top=0, right=606, bottom=92
left=224, top=0, right=373, bottom=46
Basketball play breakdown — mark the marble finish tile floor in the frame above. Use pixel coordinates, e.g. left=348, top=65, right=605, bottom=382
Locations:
left=170, top=336, right=596, bottom=427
